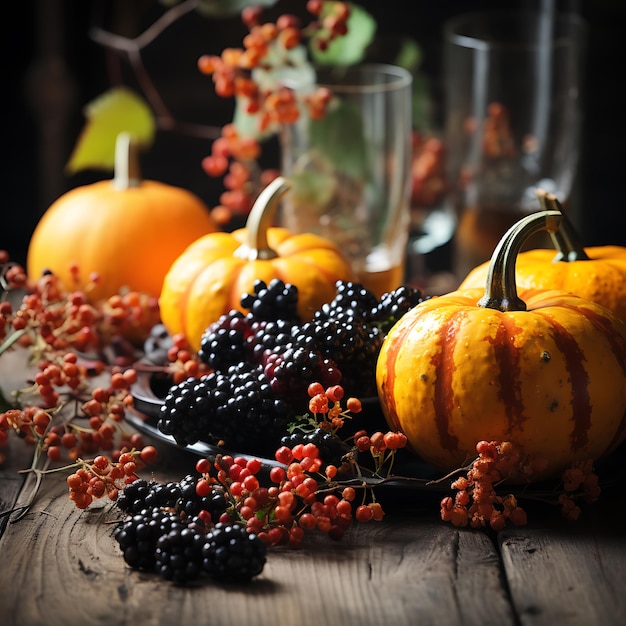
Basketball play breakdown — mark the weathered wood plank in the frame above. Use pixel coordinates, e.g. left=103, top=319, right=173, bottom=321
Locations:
left=0, top=442, right=34, bottom=537
left=500, top=498, right=626, bottom=626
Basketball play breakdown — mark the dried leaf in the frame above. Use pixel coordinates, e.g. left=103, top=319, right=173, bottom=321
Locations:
left=65, top=87, right=156, bottom=174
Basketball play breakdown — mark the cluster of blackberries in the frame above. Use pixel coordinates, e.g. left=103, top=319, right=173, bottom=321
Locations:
left=158, top=279, right=424, bottom=456
left=114, top=477, right=266, bottom=585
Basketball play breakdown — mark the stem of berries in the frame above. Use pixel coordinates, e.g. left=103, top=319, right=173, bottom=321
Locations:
left=0, top=252, right=167, bottom=514
left=188, top=381, right=406, bottom=548
left=439, top=440, right=602, bottom=530
left=196, top=1, right=353, bottom=225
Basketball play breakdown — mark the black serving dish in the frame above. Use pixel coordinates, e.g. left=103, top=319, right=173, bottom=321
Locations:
left=128, top=369, right=444, bottom=488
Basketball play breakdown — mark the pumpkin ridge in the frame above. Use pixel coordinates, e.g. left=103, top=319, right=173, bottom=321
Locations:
left=558, top=302, right=626, bottom=377
left=432, top=309, right=462, bottom=453
left=490, top=317, right=525, bottom=432
left=179, top=261, right=217, bottom=339
left=379, top=311, right=418, bottom=432
left=535, top=311, right=591, bottom=452
left=225, top=263, right=247, bottom=315
left=559, top=302, right=626, bottom=451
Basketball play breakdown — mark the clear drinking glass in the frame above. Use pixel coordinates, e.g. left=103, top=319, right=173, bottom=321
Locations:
left=279, top=63, right=413, bottom=297
left=443, top=10, right=586, bottom=281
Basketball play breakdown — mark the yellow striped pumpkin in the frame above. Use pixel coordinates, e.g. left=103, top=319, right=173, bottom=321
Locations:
left=376, top=210, right=626, bottom=480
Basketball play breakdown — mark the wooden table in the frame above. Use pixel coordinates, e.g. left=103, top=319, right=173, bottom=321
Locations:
left=1, top=432, right=625, bottom=626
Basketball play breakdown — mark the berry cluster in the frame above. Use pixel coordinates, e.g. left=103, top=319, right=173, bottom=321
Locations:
left=197, top=2, right=352, bottom=224
left=0, top=254, right=159, bottom=359
left=440, top=440, right=602, bottom=530
left=0, top=356, right=146, bottom=466
left=558, top=459, right=602, bottom=521
left=190, top=383, right=405, bottom=546
left=114, top=485, right=266, bottom=584
left=0, top=253, right=163, bottom=493
left=66, top=446, right=158, bottom=509
left=158, top=278, right=423, bottom=456
left=440, top=441, right=534, bottom=531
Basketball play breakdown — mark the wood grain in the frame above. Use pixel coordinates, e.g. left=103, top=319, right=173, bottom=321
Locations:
left=500, top=516, right=626, bottom=626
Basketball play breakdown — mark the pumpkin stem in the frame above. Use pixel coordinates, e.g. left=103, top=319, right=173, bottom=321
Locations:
left=535, top=189, right=591, bottom=262
left=234, top=176, right=290, bottom=261
left=112, top=132, right=142, bottom=190
left=477, top=210, right=563, bottom=312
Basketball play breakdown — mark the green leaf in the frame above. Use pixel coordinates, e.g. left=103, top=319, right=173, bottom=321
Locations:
left=394, top=37, right=423, bottom=74
left=309, top=3, right=377, bottom=67
left=287, top=170, right=338, bottom=210
left=308, top=98, right=368, bottom=180
left=65, top=87, right=156, bottom=174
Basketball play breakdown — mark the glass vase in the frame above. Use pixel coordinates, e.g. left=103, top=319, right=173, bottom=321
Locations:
left=279, top=63, right=413, bottom=297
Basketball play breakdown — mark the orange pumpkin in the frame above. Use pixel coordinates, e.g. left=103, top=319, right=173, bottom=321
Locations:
left=459, top=190, right=626, bottom=325
left=27, top=133, right=216, bottom=302
left=159, top=176, right=357, bottom=350
left=376, top=210, right=626, bottom=481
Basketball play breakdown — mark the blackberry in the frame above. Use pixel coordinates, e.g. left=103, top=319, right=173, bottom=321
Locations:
left=158, top=375, right=217, bottom=447
left=373, top=285, right=426, bottom=332
left=114, top=507, right=180, bottom=571
left=198, top=310, right=251, bottom=370
left=298, top=314, right=382, bottom=397
left=202, top=523, right=266, bottom=582
left=281, top=428, right=349, bottom=468
left=158, top=365, right=292, bottom=455
left=116, top=479, right=183, bottom=515
left=248, top=318, right=299, bottom=363
left=154, top=516, right=208, bottom=584
left=315, top=281, right=379, bottom=322
left=177, top=474, right=229, bottom=522
left=266, top=345, right=325, bottom=397
left=241, top=278, right=301, bottom=323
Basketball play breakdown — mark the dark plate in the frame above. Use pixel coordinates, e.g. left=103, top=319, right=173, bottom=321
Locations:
left=128, top=370, right=444, bottom=489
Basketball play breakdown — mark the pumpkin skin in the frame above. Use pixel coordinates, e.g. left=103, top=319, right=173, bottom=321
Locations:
left=459, top=191, right=626, bottom=326
left=459, top=245, right=626, bottom=327
left=376, top=211, right=626, bottom=481
left=159, top=177, right=356, bottom=350
left=27, top=134, right=216, bottom=302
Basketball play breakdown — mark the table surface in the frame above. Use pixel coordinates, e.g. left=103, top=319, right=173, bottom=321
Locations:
left=1, top=426, right=625, bottom=626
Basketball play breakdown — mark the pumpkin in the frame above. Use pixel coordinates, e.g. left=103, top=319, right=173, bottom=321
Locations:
left=27, top=133, right=217, bottom=302
left=459, top=190, right=626, bottom=326
left=159, top=176, right=357, bottom=350
left=376, top=210, right=626, bottom=481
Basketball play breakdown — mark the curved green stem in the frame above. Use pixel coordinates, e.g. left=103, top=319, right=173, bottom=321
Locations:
left=477, top=210, right=563, bottom=312
left=535, top=189, right=590, bottom=262
left=234, top=176, right=290, bottom=261
left=112, top=132, right=142, bottom=190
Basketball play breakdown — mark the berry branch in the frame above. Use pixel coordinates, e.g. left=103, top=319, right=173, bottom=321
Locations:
left=438, top=440, right=601, bottom=530
left=84, top=1, right=364, bottom=226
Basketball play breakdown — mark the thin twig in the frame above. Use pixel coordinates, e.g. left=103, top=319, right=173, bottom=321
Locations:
left=88, top=0, right=220, bottom=139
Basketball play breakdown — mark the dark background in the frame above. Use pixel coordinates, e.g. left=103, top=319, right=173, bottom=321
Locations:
left=4, top=0, right=625, bottom=268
